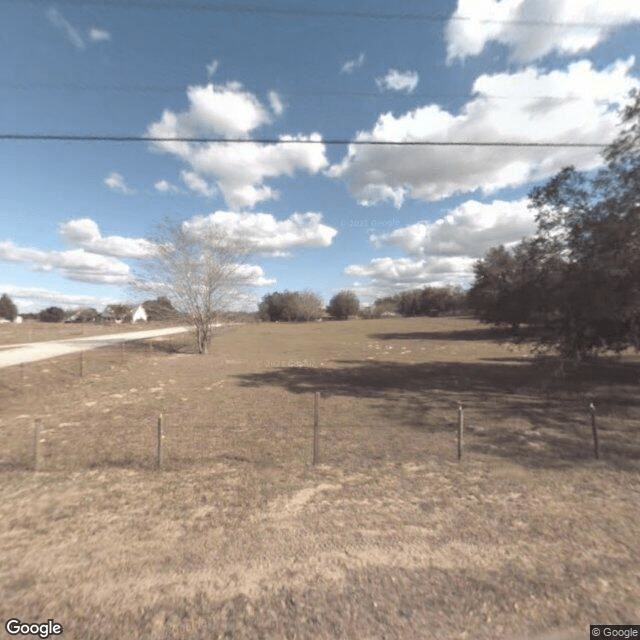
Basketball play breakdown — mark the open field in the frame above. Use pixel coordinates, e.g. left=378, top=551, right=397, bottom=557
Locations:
left=0, top=320, right=183, bottom=347
left=1, top=317, right=639, bottom=639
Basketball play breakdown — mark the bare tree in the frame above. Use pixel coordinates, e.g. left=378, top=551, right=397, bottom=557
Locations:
left=134, top=220, right=252, bottom=354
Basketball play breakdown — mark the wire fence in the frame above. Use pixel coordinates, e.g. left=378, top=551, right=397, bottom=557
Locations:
left=2, top=333, right=640, bottom=472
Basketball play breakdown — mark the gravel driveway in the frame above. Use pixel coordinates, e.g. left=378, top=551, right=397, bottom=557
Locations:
left=0, top=326, right=190, bottom=369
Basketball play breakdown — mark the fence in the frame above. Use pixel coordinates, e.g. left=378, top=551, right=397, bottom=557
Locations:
left=1, top=330, right=638, bottom=471
left=3, top=392, right=620, bottom=473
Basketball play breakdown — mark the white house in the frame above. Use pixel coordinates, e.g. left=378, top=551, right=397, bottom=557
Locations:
left=131, top=305, right=147, bottom=323
left=14, top=316, right=22, bottom=324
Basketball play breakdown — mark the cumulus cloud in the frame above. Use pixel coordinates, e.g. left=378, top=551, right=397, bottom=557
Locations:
left=371, top=197, right=535, bottom=258
left=231, top=263, right=276, bottom=287
left=146, top=83, right=328, bottom=208
left=182, top=210, right=338, bottom=256
left=446, top=0, right=640, bottom=63
left=181, top=170, right=216, bottom=197
left=104, top=172, right=135, bottom=195
left=47, top=7, right=85, bottom=49
left=0, top=285, right=116, bottom=313
left=58, top=218, right=156, bottom=259
left=345, top=197, right=538, bottom=298
left=376, top=69, right=419, bottom=93
left=329, top=57, right=638, bottom=207
left=0, top=241, right=131, bottom=285
left=88, top=28, right=110, bottom=42
left=149, top=82, right=271, bottom=139
left=345, top=256, right=475, bottom=295
left=154, top=179, right=181, bottom=194
left=341, top=52, right=365, bottom=73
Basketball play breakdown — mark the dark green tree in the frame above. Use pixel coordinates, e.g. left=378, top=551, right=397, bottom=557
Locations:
left=38, top=306, right=65, bottom=323
left=0, top=293, right=18, bottom=321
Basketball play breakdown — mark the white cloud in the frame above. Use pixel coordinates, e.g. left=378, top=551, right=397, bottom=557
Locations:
left=154, top=179, right=181, bottom=194
left=329, top=58, right=638, bottom=207
left=181, top=170, right=216, bottom=198
left=371, top=197, right=535, bottom=258
left=341, top=52, right=365, bottom=74
left=345, top=256, right=475, bottom=295
left=0, top=285, right=117, bottom=313
left=206, top=58, right=219, bottom=77
left=146, top=82, right=328, bottom=208
left=268, top=91, right=285, bottom=116
left=346, top=197, right=538, bottom=299
left=104, top=172, right=135, bottom=195
left=47, top=7, right=85, bottom=49
left=446, top=0, right=640, bottom=63
left=88, top=28, right=111, bottom=42
left=182, top=210, right=338, bottom=256
left=376, top=69, right=419, bottom=93
left=149, top=82, right=271, bottom=140
left=231, top=263, right=276, bottom=287
left=0, top=241, right=131, bottom=285
left=58, top=218, right=156, bottom=259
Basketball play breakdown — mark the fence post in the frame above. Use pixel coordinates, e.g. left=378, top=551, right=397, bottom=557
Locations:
left=457, top=404, right=464, bottom=460
left=157, top=413, right=164, bottom=468
left=79, top=350, right=84, bottom=377
left=120, top=341, right=125, bottom=365
left=34, top=419, right=44, bottom=471
left=313, top=392, right=319, bottom=465
left=589, top=403, right=599, bottom=460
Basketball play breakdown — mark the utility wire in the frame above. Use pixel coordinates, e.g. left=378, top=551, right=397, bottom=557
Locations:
left=0, top=133, right=607, bottom=147
left=8, top=0, right=628, bottom=28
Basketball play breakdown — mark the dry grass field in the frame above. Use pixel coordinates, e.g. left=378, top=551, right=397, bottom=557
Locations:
left=1, top=316, right=639, bottom=639
left=0, top=320, right=179, bottom=347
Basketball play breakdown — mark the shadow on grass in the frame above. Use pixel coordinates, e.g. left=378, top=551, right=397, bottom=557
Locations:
left=368, top=326, right=522, bottom=343
left=234, top=357, right=640, bottom=471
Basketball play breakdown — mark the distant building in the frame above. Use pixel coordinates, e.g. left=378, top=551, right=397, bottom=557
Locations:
left=14, top=316, right=22, bottom=324
left=131, top=305, right=147, bottom=323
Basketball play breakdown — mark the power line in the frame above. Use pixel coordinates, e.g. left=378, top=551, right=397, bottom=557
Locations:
left=10, top=0, right=629, bottom=28
left=0, top=133, right=607, bottom=147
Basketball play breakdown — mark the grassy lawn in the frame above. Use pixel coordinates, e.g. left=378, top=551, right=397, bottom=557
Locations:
left=0, top=317, right=638, bottom=639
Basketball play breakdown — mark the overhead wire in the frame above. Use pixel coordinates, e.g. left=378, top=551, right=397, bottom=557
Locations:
left=5, top=0, right=627, bottom=28
left=0, top=133, right=608, bottom=147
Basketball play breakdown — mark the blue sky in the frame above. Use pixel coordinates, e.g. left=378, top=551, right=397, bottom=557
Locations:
left=1, top=0, right=639, bottom=313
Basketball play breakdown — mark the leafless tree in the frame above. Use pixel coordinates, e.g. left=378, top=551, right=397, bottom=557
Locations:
left=134, top=220, right=252, bottom=354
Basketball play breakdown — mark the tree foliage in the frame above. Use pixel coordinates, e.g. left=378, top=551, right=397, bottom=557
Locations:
left=0, top=293, right=18, bottom=321
left=38, top=306, right=65, bottom=323
left=372, top=286, right=466, bottom=318
left=327, top=290, right=360, bottom=319
left=470, top=92, right=640, bottom=359
left=259, top=290, right=324, bottom=322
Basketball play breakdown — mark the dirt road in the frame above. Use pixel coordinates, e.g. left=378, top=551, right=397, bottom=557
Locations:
left=0, top=326, right=190, bottom=368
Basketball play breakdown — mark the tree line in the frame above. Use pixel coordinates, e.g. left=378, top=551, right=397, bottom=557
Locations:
left=468, top=92, right=640, bottom=360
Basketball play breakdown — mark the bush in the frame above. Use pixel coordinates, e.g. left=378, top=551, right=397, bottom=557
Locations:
left=327, top=290, right=360, bottom=319
left=259, top=290, right=324, bottom=322
left=38, top=306, right=65, bottom=323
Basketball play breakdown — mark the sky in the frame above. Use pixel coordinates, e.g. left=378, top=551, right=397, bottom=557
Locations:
left=1, top=0, right=639, bottom=314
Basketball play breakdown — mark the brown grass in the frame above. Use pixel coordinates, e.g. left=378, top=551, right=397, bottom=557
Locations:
left=0, top=320, right=179, bottom=346
left=1, top=317, right=639, bottom=639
